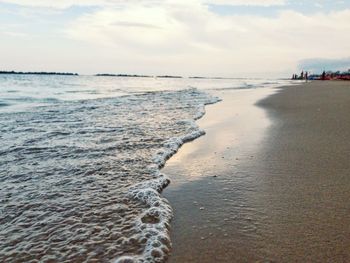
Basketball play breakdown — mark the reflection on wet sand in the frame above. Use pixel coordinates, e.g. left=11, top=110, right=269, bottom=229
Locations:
left=164, top=82, right=350, bottom=262
left=164, top=88, right=275, bottom=262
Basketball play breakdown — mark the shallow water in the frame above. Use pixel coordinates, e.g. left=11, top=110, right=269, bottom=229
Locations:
left=0, top=75, right=291, bottom=113
left=0, top=75, right=293, bottom=262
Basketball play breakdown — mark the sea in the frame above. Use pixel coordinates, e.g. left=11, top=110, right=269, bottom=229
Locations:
left=0, top=75, right=293, bottom=263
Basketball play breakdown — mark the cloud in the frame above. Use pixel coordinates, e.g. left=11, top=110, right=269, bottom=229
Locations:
left=207, top=0, right=286, bottom=6
left=1, top=0, right=350, bottom=76
left=0, top=0, right=286, bottom=9
left=57, top=3, right=350, bottom=76
left=0, top=0, right=116, bottom=9
left=299, top=57, right=350, bottom=73
left=111, top=21, right=162, bottom=29
left=1, top=31, right=28, bottom=38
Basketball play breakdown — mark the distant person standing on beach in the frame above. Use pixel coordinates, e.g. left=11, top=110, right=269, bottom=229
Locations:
left=300, top=71, right=304, bottom=80
left=305, top=71, right=308, bottom=81
left=321, top=71, right=326, bottom=80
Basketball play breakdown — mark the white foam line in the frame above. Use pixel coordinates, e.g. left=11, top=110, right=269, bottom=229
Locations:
left=114, top=93, right=221, bottom=263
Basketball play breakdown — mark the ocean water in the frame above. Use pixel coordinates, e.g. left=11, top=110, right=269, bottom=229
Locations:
left=0, top=75, right=292, bottom=263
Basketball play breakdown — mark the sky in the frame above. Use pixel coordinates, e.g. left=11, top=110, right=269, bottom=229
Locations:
left=0, top=0, right=350, bottom=77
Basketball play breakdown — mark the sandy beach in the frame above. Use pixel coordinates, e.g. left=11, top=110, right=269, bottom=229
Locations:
left=163, top=81, right=350, bottom=262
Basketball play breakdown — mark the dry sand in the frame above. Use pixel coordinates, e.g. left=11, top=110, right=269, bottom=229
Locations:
left=163, top=81, right=350, bottom=262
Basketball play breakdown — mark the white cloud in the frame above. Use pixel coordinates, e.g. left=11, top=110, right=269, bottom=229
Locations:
left=60, top=2, right=350, bottom=76
left=0, top=0, right=286, bottom=9
left=299, top=57, right=350, bottom=72
left=206, top=0, right=286, bottom=6
left=1, top=0, right=350, bottom=76
left=0, top=0, right=102, bottom=9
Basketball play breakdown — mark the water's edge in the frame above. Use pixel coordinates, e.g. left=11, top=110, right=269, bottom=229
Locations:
left=115, top=95, right=221, bottom=263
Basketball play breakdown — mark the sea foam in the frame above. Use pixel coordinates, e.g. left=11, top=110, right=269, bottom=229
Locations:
left=0, top=87, right=219, bottom=263
left=115, top=96, right=220, bottom=263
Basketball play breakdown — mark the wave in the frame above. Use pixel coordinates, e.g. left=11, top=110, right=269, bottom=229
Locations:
left=0, top=88, right=220, bottom=263
left=115, top=94, right=220, bottom=263
left=0, top=101, right=10, bottom=107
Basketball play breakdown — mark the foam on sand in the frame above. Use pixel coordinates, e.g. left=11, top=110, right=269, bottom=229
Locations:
left=115, top=97, right=220, bottom=263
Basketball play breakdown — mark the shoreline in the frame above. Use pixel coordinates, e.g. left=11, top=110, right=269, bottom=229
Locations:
left=163, top=81, right=350, bottom=262
left=163, top=86, right=278, bottom=262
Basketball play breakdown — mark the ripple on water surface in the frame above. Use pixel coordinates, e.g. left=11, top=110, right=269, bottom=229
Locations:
left=0, top=89, right=218, bottom=263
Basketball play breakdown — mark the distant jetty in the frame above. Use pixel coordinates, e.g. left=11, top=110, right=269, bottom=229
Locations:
left=0, top=71, right=79, bottom=76
left=189, top=76, right=207, bottom=79
left=156, top=75, right=182, bottom=79
left=0, top=71, right=78, bottom=76
left=95, top=73, right=152, bottom=78
left=96, top=74, right=183, bottom=79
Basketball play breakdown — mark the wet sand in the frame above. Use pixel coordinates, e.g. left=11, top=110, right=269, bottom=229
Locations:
left=163, top=81, right=350, bottom=262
